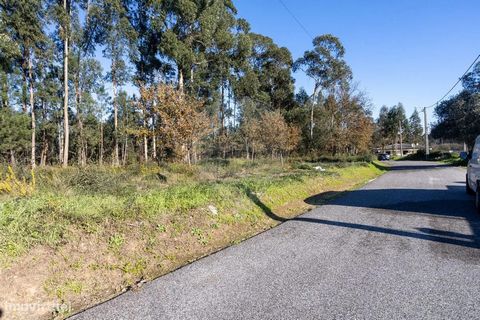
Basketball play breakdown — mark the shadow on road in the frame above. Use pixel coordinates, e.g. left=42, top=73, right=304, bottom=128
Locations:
left=245, top=183, right=480, bottom=250
left=373, top=161, right=451, bottom=171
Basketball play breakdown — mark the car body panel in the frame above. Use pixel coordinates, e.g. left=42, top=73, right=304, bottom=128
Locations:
left=467, top=135, right=480, bottom=191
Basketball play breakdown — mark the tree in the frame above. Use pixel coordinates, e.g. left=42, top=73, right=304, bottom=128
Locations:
left=0, top=20, right=21, bottom=110
left=138, top=84, right=211, bottom=163
left=432, top=91, right=480, bottom=148
left=407, top=108, right=423, bottom=145
left=48, top=0, right=85, bottom=167
left=373, top=105, right=390, bottom=151
left=0, top=107, right=30, bottom=165
left=462, top=62, right=480, bottom=93
left=240, top=33, right=295, bottom=111
left=91, top=0, right=137, bottom=165
left=1, top=0, right=48, bottom=168
left=259, top=110, right=300, bottom=162
left=293, top=34, right=352, bottom=142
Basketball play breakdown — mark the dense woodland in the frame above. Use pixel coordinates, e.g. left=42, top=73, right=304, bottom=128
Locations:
left=0, top=0, right=392, bottom=167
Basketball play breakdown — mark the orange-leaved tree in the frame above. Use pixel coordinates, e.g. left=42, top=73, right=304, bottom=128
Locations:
left=138, top=84, right=211, bottom=163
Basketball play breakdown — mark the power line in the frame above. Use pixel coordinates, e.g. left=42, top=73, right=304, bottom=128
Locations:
left=277, top=0, right=314, bottom=40
left=422, top=52, right=480, bottom=159
left=425, top=53, right=480, bottom=109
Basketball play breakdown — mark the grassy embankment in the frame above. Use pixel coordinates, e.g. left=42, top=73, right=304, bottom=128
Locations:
left=0, top=159, right=385, bottom=319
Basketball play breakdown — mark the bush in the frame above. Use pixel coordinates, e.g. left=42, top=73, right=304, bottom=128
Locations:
left=0, top=166, right=35, bottom=196
left=400, top=150, right=458, bottom=161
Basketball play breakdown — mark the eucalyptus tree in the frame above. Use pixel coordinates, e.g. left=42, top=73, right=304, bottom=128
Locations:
left=90, top=0, right=138, bottom=165
left=73, top=58, right=103, bottom=165
left=131, top=0, right=168, bottom=84
left=0, top=17, right=20, bottom=110
left=0, top=0, right=47, bottom=168
left=247, top=33, right=295, bottom=111
left=294, top=34, right=351, bottom=141
left=68, top=1, right=101, bottom=166
left=407, top=109, right=423, bottom=145
left=48, top=0, right=87, bottom=166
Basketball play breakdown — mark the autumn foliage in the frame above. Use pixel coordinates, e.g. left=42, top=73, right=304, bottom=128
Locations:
left=138, top=84, right=211, bottom=163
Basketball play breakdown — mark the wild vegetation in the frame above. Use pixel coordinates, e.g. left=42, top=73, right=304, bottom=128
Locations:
left=0, top=1, right=391, bottom=318
left=0, top=0, right=374, bottom=167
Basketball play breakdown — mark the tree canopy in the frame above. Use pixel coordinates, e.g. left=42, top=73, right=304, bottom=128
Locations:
left=0, top=0, right=376, bottom=166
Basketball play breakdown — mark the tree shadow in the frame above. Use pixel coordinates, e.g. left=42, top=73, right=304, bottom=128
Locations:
left=244, top=182, right=480, bottom=250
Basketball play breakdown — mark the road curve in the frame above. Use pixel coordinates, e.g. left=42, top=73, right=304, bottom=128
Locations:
left=71, top=161, right=480, bottom=320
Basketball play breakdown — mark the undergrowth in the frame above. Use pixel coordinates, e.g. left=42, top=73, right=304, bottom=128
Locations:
left=0, top=160, right=382, bottom=259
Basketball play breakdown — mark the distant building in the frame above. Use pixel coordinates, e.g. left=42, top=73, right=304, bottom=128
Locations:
left=374, top=143, right=419, bottom=157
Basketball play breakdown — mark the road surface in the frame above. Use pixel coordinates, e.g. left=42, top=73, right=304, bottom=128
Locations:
left=72, top=161, right=480, bottom=319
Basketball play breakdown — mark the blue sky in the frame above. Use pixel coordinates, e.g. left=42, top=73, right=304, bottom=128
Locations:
left=235, top=0, right=480, bottom=120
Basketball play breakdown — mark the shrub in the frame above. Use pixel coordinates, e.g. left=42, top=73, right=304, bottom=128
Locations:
left=0, top=166, right=35, bottom=196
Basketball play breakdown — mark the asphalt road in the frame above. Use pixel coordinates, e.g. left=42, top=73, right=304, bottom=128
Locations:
left=72, top=161, right=480, bottom=320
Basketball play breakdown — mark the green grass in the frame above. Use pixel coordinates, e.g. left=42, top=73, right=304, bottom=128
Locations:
left=0, top=159, right=386, bottom=319
left=0, top=160, right=385, bottom=260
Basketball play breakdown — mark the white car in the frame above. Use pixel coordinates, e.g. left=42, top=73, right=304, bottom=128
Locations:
left=464, top=135, right=480, bottom=212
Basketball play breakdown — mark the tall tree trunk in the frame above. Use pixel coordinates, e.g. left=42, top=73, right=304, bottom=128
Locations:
left=58, top=122, right=63, bottom=164
left=122, top=135, right=128, bottom=165
left=40, top=99, right=48, bottom=166
left=10, top=150, right=15, bottom=167
left=99, top=122, right=104, bottom=165
left=152, top=134, right=157, bottom=160
left=75, top=52, right=86, bottom=166
left=151, top=115, right=157, bottom=160
left=112, top=61, right=119, bottom=166
left=220, top=82, right=225, bottom=133
left=62, top=0, right=70, bottom=167
left=143, top=115, right=148, bottom=163
left=0, top=71, right=9, bottom=109
left=310, top=83, right=320, bottom=141
left=21, top=63, right=27, bottom=113
left=28, top=53, right=36, bottom=169
left=40, top=139, right=48, bottom=166
left=178, top=68, right=184, bottom=93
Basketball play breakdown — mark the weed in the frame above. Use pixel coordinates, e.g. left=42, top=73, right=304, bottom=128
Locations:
left=108, top=234, right=125, bottom=252
left=156, top=224, right=167, bottom=233
left=120, top=259, right=147, bottom=276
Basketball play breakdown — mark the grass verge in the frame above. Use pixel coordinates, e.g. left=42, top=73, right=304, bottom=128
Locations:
left=0, top=160, right=385, bottom=319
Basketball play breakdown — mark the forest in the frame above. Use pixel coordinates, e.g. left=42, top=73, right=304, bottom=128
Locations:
left=0, top=0, right=376, bottom=168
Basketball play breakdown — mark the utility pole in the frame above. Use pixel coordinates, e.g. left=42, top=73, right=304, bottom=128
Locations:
left=399, top=120, right=403, bottom=156
left=423, top=107, right=429, bottom=160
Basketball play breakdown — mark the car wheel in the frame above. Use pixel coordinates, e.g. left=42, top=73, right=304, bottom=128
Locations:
left=476, top=182, right=480, bottom=214
left=467, top=174, right=475, bottom=195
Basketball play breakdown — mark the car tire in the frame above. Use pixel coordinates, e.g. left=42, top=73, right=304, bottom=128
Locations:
left=476, top=182, right=480, bottom=214
left=467, top=174, right=475, bottom=195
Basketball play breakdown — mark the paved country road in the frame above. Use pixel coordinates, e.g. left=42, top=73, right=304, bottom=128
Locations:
left=71, top=161, right=480, bottom=320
